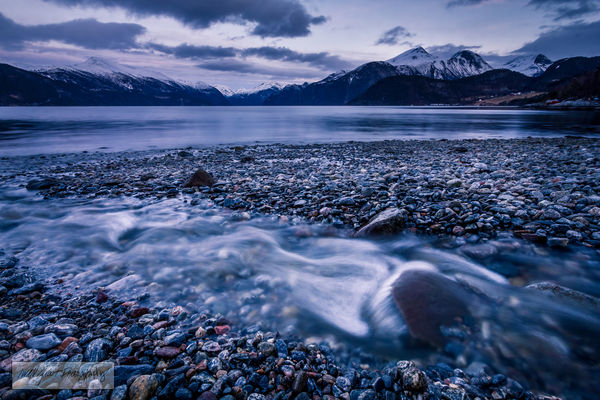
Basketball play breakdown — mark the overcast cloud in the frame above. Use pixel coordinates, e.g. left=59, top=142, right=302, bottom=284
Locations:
left=43, top=0, right=327, bottom=38
left=0, top=12, right=145, bottom=50
left=0, top=0, right=598, bottom=88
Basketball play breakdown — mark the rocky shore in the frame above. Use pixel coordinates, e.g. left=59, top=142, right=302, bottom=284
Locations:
left=3, top=137, right=600, bottom=249
left=1, top=137, right=600, bottom=399
left=0, top=253, right=552, bottom=400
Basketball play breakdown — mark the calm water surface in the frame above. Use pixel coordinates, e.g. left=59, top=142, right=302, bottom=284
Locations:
left=0, top=106, right=599, bottom=155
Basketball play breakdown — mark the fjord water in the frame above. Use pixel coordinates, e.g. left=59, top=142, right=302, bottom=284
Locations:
left=1, top=106, right=599, bottom=155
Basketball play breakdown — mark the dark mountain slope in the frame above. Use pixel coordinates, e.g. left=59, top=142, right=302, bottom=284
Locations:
left=264, top=62, right=400, bottom=105
left=350, top=70, right=533, bottom=105
left=547, top=67, right=600, bottom=100
left=0, top=64, right=228, bottom=106
left=535, top=57, right=600, bottom=89
left=0, top=64, right=60, bottom=106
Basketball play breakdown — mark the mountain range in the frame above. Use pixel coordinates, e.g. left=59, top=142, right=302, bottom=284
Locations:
left=0, top=57, right=227, bottom=106
left=1, top=48, right=599, bottom=106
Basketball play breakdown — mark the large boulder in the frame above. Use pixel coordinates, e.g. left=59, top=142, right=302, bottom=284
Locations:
left=183, top=168, right=215, bottom=188
left=391, top=269, right=471, bottom=347
left=355, top=208, right=408, bottom=236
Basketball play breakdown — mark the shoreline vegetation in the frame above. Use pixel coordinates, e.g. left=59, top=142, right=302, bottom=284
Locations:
left=1, top=137, right=599, bottom=400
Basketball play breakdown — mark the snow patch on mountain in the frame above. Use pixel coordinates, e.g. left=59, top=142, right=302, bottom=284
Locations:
left=214, top=85, right=236, bottom=97
left=503, top=54, right=553, bottom=77
left=193, top=80, right=213, bottom=90
left=387, top=47, right=438, bottom=68
left=58, top=57, right=174, bottom=81
left=218, top=82, right=289, bottom=97
left=385, top=47, right=491, bottom=80
left=320, top=70, right=348, bottom=83
left=445, top=50, right=492, bottom=78
left=238, top=82, right=288, bottom=95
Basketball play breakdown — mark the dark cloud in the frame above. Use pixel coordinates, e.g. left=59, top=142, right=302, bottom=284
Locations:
left=514, top=19, right=600, bottom=58
left=447, top=0, right=599, bottom=19
left=375, top=26, right=414, bottom=46
left=197, top=59, right=272, bottom=74
left=426, top=43, right=482, bottom=58
left=241, top=47, right=351, bottom=69
left=147, top=43, right=237, bottom=59
left=0, top=12, right=145, bottom=50
left=195, top=59, right=320, bottom=79
left=148, top=43, right=351, bottom=70
left=44, top=0, right=326, bottom=38
left=528, top=0, right=599, bottom=20
left=446, top=0, right=487, bottom=7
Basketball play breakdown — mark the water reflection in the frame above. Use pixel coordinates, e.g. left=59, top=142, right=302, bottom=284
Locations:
left=0, top=106, right=599, bottom=155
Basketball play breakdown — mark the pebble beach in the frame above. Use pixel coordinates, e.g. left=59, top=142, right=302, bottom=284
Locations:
left=1, top=137, right=600, bottom=400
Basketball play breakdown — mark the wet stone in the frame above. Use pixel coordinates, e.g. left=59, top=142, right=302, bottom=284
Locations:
left=164, top=332, right=186, bottom=347
left=129, top=374, right=159, bottom=400
left=26, top=333, right=61, bottom=350
left=202, top=341, right=221, bottom=353
left=84, top=338, right=112, bottom=362
left=44, top=323, right=78, bottom=338
left=402, top=368, right=428, bottom=392
left=257, top=341, right=276, bottom=356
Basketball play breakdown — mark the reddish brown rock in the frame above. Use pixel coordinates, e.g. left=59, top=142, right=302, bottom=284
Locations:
left=57, top=336, right=78, bottom=352
left=96, top=289, right=109, bottom=303
left=215, top=325, right=230, bottom=335
left=129, top=307, right=149, bottom=318
left=152, top=321, right=169, bottom=330
left=154, top=346, right=181, bottom=358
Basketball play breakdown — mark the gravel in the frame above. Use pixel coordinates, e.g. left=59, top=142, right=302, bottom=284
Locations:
left=2, top=137, right=599, bottom=248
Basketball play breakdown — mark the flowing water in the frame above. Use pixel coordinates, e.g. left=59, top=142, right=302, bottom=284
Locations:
left=1, top=186, right=599, bottom=397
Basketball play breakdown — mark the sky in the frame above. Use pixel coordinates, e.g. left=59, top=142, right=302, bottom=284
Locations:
left=0, top=0, right=599, bottom=89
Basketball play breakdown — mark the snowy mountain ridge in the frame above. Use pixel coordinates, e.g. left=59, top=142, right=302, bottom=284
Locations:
left=502, top=54, right=553, bottom=77
left=217, top=82, right=290, bottom=97
left=43, top=57, right=174, bottom=82
left=385, top=47, right=493, bottom=80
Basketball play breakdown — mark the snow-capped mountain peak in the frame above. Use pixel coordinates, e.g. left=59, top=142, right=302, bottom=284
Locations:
left=503, top=54, right=553, bottom=77
left=384, top=47, right=493, bottom=80
left=53, top=56, right=173, bottom=81
left=321, top=70, right=348, bottom=83
left=220, top=82, right=289, bottom=97
left=445, top=50, right=492, bottom=78
left=242, top=81, right=287, bottom=94
left=387, top=46, right=438, bottom=67
left=214, top=85, right=236, bottom=97
left=73, top=57, right=125, bottom=74
left=221, top=81, right=290, bottom=105
left=194, top=80, right=213, bottom=90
